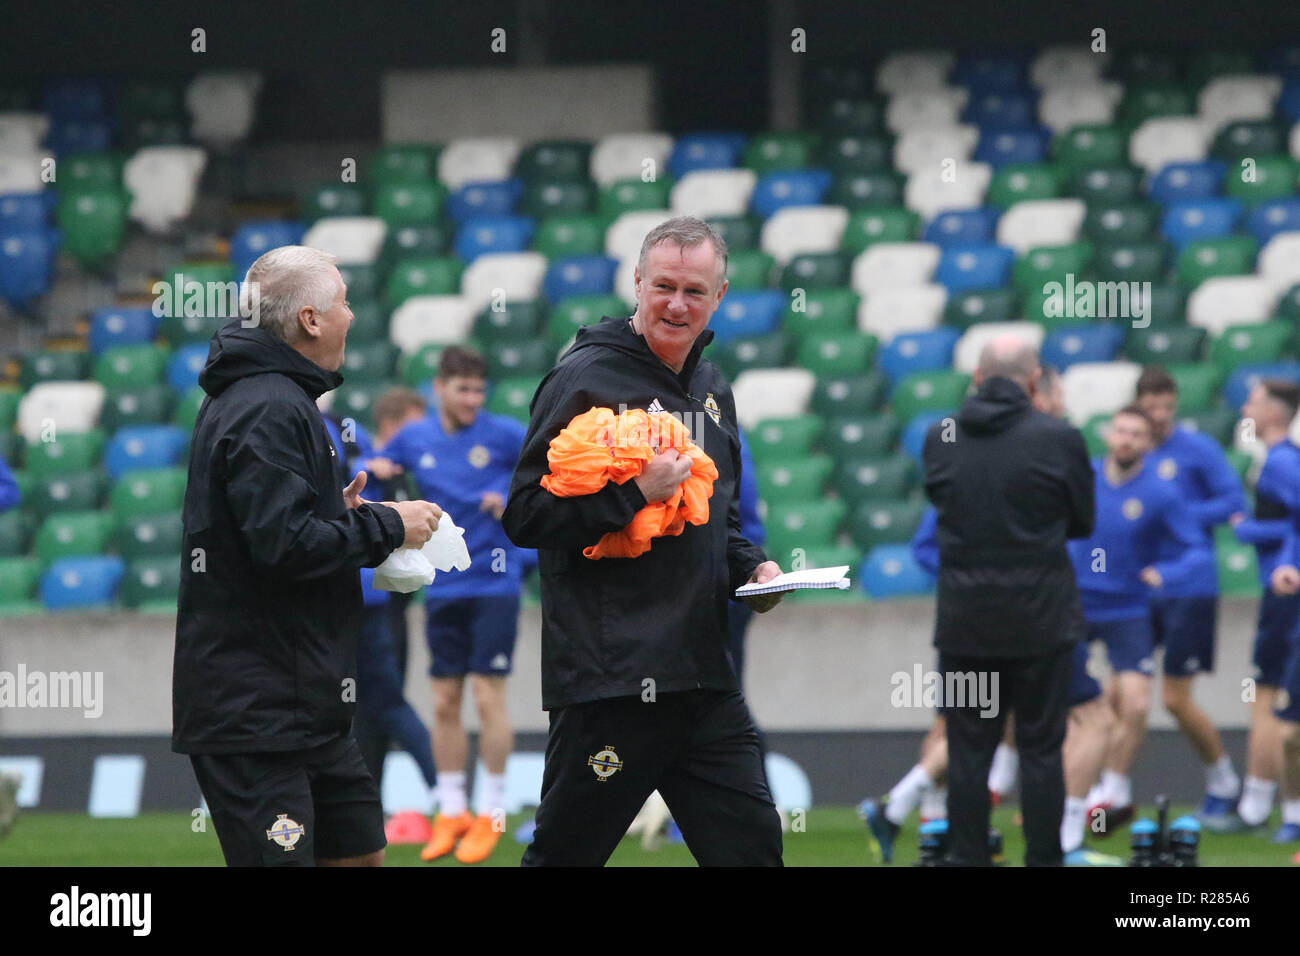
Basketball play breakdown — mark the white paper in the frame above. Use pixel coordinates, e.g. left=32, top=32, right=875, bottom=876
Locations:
left=373, top=510, right=472, bottom=593
left=734, top=565, right=851, bottom=596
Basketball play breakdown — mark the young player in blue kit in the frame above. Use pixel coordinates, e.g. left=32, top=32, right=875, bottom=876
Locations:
left=367, top=346, right=527, bottom=864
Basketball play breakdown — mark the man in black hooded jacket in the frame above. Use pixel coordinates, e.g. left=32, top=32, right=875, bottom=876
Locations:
left=922, top=334, right=1094, bottom=866
left=172, top=246, right=441, bottom=867
left=503, top=217, right=785, bottom=866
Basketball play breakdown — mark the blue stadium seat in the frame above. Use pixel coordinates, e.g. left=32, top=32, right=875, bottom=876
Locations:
left=750, top=169, right=832, bottom=219
left=1224, top=362, right=1300, bottom=410
left=1281, top=78, right=1300, bottom=122
left=951, top=53, right=1026, bottom=92
left=167, top=343, right=209, bottom=394
left=104, top=425, right=188, bottom=479
left=964, top=92, right=1037, bottom=129
left=1148, top=161, right=1227, bottom=205
left=230, top=220, right=306, bottom=276
left=1245, top=198, right=1300, bottom=245
left=862, top=544, right=933, bottom=599
left=453, top=215, right=536, bottom=262
left=878, top=327, right=961, bottom=385
left=0, top=192, right=53, bottom=228
left=89, top=307, right=160, bottom=357
left=46, top=118, right=112, bottom=156
left=711, top=289, right=786, bottom=342
left=542, top=255, right=618, bottom=303
left=0, top=227, right=60, bottom=309
left=669, top=132, right=747, bottom=178
left=933, top=242, right=1015, bottom=293
left=900, top=410, right=953, bottom=462
left=1041, top=323, right=1125, bottom=371
left=41, top=556, right=125, bottom=610
left=42, top=77, right=111, bottom=120
left=1159, top=198, right=1244, bottom=249
left=447, top=178, right=524, bottom=224
left=974, top=125, right=1050, bottom=167
left=923, top=208, right=1000, bottom=247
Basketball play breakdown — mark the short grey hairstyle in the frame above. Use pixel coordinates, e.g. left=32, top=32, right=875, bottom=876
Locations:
left=241, top=245, right=340, bottom=343
left=976, top=334, right=1040, bottom=388
left=637, top=216, right=729, bottom=288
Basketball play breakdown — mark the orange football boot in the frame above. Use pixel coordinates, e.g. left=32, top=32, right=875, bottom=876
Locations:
left=420, top=811, right=474, bottom=862
left=454, top=814, right=503, bottom=864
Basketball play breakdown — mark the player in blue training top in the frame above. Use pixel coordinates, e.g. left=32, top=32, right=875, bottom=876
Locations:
left=1072, top=403, right=1209, bottom=836
left=1230, top=380, right=1300, bottom=839
left=366, top=346, right=527, bottom=865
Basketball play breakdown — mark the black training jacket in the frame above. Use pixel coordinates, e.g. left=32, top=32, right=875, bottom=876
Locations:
left=502, top=317, right=767, bottom=710
left=172, top=321, right=405, bottom=754
left=923, top=376, right=1095, bottom=659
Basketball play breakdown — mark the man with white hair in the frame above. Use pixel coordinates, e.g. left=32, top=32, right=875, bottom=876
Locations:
left=172, top=245, right=442, bottom=867
left=921, top=334, right=1095, bottom=866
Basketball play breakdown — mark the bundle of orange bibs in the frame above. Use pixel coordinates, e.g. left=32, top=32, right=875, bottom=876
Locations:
left=540, top=406, right=718, bottom=559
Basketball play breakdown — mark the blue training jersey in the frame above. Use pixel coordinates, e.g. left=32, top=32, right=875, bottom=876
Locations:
left=377, top=410, right=528, bottom=599
left=0, top=454, right=19, bottom=513
left=322, top=412, right=389, bottom=608
left=1068, top=456, right=1208, bottom=621
left=1145, top=426, right=1247, bottom=597
left=1237, top=439, right=1300, bottom=584
left=911, top=506, right=939, bottom=576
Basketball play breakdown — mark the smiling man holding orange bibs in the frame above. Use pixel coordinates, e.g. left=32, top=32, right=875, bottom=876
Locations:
left=503, top=217, right=785, bottom=866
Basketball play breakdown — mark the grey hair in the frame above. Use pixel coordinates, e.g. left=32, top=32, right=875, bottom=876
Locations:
left=637, top=216, right=729, bottom=287
left=976, top=334, right=1040, bottom=388
left=241, top=245, right=339, bottom=343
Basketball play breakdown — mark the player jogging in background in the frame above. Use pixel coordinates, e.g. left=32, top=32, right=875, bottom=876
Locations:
left=367, top=346, right=527, bottom=864
left=1230, top=380, right=1300, bottom=839
left=1088, top=367, right=1247, bottom=829
left=1073, top=404, right=1208, bottom=837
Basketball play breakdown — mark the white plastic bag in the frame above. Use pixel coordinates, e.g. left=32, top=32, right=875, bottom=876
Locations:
left=373, top=510, right=472, bottom=592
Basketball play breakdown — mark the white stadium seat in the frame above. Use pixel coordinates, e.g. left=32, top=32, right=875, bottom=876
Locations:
left=886, top=88, right=968, bottom=133
left=1129, top=117, right=1212, bottom=173
left=460, top=251, right=547, bottom=312
left=1038, top=83, right=1123, bottom=134
left=851, top=242, right=941, bottom=297
left=1198, top=75, right=1282, bottom=133
left=893, top=124, right=979, bottom=175
left=857, top=284, right=948, bottom=342
left=759, top=205, right=849, bottom=265
left=301, top=216, right=386, bottom=265
left=437, top=138, right=521, bottom=191
left=670, top=168, right=756, bottom=218
left=1258, top=232, right=1300, bottom=292
left=185, top=72, right=263, bottom=146
left=589, top=132, right=674, bottom=187
left=1061, top=361, right=1142, bottom=426
left=904, top=161, right=992, bottom=220
left=122, top=146, right=207, bottom=233
left=876, top=51, right=954, bottom=95
left=388, top=295, right=478, bottom=354
left=18, top=382, right=106, bottom=444
left=730, top=368, right=816, bottom=430
left=996, top=198, right=1087, bottom=253
left=604, top=209, right=674, bottom=263
left=0, top=151, right=46, bottom=194
left=953, top=322, right=1045, bottom=375
left=1186, top=276, right=1278, bottom=336
left=1029, top=45, right=1110, bottom=88
left=0, top=112, right=48, bottom=153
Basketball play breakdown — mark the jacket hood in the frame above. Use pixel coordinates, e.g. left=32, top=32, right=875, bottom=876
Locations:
left=957, top=376, right=1032, bottom=434
left=198, top=320, right=342, bottom=400
left=567, top=316, right=716, bottom=382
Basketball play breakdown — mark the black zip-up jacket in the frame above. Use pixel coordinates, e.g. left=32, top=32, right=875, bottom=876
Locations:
left=172, top=321, right=406, bottom=754
left=502, top=317, right=767, bottom=710
left=923, top=376, right=1095, bottom=658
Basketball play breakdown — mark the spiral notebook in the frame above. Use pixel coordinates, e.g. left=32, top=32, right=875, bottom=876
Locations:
left=734, top=565, right=851, bottom=596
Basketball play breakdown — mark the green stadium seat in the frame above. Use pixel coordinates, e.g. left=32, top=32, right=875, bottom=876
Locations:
left=780, top=252, right=850, bottom=291
left=713, top=332, right=790, bottom=380
left=1119, top=83, right=1193, bottom=125
left=0, top=389, right=18, bottom=431
left=532, top=214, right=605, bottom=258
left=1187, top=50, right=1256, bottom=90
left=487, top=375, right=542, bottom=423
left=1069, top=165, right=1143, bottom=205
left=20, top=350, right=90, bottom=389
left=822, top=412, right=899, bottom=461
left=1092, top=240, right=1171, bottom=284
left=373, top=181, right=447, bottom=226
left=0, top=433, right=22, bottom=470
left=475, top=300, right=546, bottom=342
left=119, top=556, right=181, bottom=609
left=1225, top=449, right=1254, bottom=484
left=1224, top=155, right=1300, bottom=206
left=1123, top=325, right=1206, bottom=365
left=987, top=163, right=1061, bottom=210
left=173, top=387, right=205, bottom=431
left=167, top=262, right=235, bottom=288
left=1215, top=536, right=1259, bottom=598
left=757, top=455, right=834, bottom=501
left=94, top=344, right=168, bottom=390
left=332, top=380, right=400, bottom=433
left=810, top=371, right=889, bottom=416
left=335, top=263, right=382, bottom=303
left=1211, top=122, right=1290, bottom=162
left=0, top=555, right=42, bottom=613
left=368, top=144, right=438, bottom=184
left=381, top=222, right=452, bottom=265
left=1053, top=126, right=1128, bottom=173
left=1114, top=51, right=1178, bottom=85
left=826, top=171, right=903, bottom=209
left=385, top=257, right=463, bottom=305
left=110, top=467, right=187, bottom=519
left=1183, top=404, right=1238, bottom=446
left=0, top=509, right=36, bottom=557
left=115, top=511, right=185, bottom=560
left=943, top=288, right=1019, bottom=330
left=814, top=98, right=884, bottom=135
left=486, top=340, right=554, bottom=379
left=1278, top=284, right=1300, bottom=322
left=548, top=295, right=626, bottom=347
left=1012, top=242, right=1093, bottom=294
left=707, top=215, right=761, bottom=251
left=300, top=182, right=367, bottom=222
left=726, top=249, right=776, bottom=290
left=24, top=430, right=105, bottom=479
left=515, top=141, right=592, bottom=183
left=158, top=312, right=217, bottom=348
left=343, top=301, right=387, bottom=344
left=400, top=344, right=445, bottom=386
left=1166, top=363, right=1223, bottom=413
left=35, top=511, right=113, bottom=563
left=742, top=132, right=819, bottom=175
left=782, top=287, right=859, bottom=337
left=1131, top=283, right=1187, bottom=327
left=819, top=133, right=892, bottom=173
left=849, top=498, right=927, bottom=550
left=101, top=385, right=175, bottom=431
left=795, top=331, right=876, bottom=377
left=748, top=416, right=823, bottom=465
left=1210, top=321, right=1293, bottom=373
left=1080, top=413, right=1111, bottom=457
left=841, top=207, right=920, bottom=254
left=835, top=455, right=917, bottom=506
left=1081, top=202, right=1157, bottom=243
left=341, top=341, right=399, bottom=383
left=61, top=151, right=123, bottom=191
left=26, top=472, right=107, bottom=518
left=56, top=188, right=128, bottom=267
left=121, top=116, right=187, bottom=150
left=599, top=179, right=671, bottom=218
left=519, top=180, right=596, bottom=219
left=1175, top=236, right=1258, bottom=287
left=763, top=499, right=847, bottom=563
left=891, top=370, right=970, bottom=420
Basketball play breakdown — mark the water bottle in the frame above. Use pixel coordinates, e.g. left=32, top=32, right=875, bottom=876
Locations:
left=1129, top=818, right=1157, bottom=866
left=1169, top=816, right=1200, bottom=867
left=917, top=818, right=948, bottom=866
